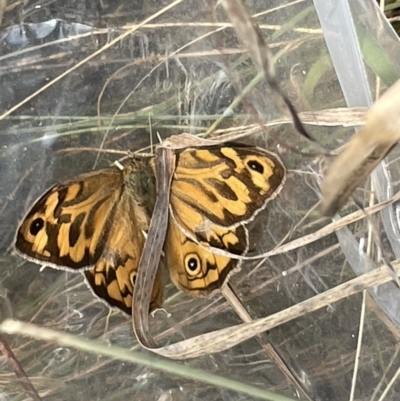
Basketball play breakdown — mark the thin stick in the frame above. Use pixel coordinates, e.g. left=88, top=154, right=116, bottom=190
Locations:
left=0, top=323, right=297, bottom=401
left=222, top=284, right=315, bottom=401
left=0, top=334, right=42, bottom=401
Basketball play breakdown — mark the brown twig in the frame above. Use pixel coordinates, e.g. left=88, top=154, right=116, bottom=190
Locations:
left=0, top=334, right=42, bottom=401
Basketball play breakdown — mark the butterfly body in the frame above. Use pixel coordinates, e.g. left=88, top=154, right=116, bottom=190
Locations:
left=15, top=144, right=285, bottom=315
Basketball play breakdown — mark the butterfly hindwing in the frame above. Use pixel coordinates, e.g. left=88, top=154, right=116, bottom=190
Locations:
left=83, top=184, right=163, bottom=314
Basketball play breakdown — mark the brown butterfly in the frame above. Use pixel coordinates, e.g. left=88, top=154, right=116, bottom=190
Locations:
left=15, top=143, right=286, bottom=315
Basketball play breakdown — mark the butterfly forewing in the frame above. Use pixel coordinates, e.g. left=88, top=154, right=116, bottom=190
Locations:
left=170, top=145, right=285, bottom=228
left=16, top=168, right=124, bottom=269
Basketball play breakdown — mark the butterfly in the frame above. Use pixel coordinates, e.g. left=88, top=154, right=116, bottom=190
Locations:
left=15, top=143, right=286, bottom=315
